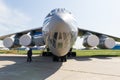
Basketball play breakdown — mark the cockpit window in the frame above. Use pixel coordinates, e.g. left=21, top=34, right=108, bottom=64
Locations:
left=63, top=32, right=67, bottom=40
left=46, top=13, right=52, bottom=18
left=45, top=9, right=56, bottom=18
left=54, top=32, right=58, bottom=40
left=51, top=9, right=56, bottom=13
left=50, top=32, right=72, bottom=48
left=45, top=8, right=71, bottom=18
left=58, top=32, right=62, bottom=39
left=53, top=32, right=70, bottom=40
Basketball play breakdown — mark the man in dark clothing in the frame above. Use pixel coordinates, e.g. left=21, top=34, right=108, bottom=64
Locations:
left=27, top=48, right=32, bottom=62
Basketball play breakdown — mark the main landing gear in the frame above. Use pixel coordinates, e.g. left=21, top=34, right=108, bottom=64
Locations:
left=67, top=52, right=76, bottom=57
left=52, top=51, right=76, bottom=62
left=52, top=55, right=67, bottom=62
left=42, top=52, right=67, bottom=62
left=67, top=48, right=76, bottom=57
left=42, top=48, right=53, bottom=56
left=42, top=52, right=76, bottom=62
left=42, top=52, right=52, bottom=56
left=42, top=48, right=76, bottom=62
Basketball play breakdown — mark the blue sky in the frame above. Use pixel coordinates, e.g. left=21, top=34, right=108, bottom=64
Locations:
left=0, top=0, right=120, bottom=38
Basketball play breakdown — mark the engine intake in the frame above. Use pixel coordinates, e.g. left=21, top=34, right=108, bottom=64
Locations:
left=19, top=34, right=34, bottom=46
left=98, top=36, right=115, bottom=49
left=3, top=35, right=20, bottom=48
left=83, top=34, right=99, bottom=47
left=3, top=37, right=14, bottom=48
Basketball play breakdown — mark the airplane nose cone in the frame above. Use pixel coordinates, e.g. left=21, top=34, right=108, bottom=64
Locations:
left=48, top=13, right=77, bottom=32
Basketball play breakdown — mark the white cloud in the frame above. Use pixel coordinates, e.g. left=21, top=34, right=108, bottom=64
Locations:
left=0, top=0, right=31, bottom=36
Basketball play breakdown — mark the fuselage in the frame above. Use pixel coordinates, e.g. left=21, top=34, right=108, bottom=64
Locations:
left=42, top=8, right=78, bottom=56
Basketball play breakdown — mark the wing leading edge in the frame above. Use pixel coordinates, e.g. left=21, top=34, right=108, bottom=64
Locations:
left=0, top=27, right=42, bottom=40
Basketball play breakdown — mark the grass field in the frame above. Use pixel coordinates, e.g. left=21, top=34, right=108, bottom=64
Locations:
left=0, top=49, right=120, bottom=57
left=0, top=50, right=43, bottom=54
left=75, top=50, right=120, bottom=57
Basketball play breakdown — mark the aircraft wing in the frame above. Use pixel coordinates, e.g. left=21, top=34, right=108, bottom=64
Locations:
left=0, top=27, right=42, bottom=40
left=78, top=27, right=120, bottom=42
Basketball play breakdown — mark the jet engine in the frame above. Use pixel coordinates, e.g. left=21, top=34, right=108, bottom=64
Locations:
left=98, top=35, right=115, bottom=49
left=83, top=33, right=99, bottom=47
left=3, top=37, right=14, bottom=48
left=3, top=35, right=20, bottom=48
left=19, top=34, right=45, bottom=47
left=19, top=34, right=34, bottom=46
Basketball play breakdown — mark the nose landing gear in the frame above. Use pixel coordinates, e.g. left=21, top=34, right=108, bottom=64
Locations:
left=42, top=48, right=76, bottom=62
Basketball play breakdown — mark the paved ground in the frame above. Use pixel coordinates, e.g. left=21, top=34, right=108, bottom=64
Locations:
left=0, top=54, right=120, bottom=80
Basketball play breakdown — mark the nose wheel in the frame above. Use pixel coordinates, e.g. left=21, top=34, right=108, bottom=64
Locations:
left=53, top=55, right=67, bottom=62
left=67, top=52, right=76, bottom=57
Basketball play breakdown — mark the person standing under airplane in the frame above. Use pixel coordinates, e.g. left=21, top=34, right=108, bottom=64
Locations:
left=27, top=48, right=33, bottom=62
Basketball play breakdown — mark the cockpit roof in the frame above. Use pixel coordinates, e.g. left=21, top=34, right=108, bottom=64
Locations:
left=45, top=8, right=71, bottom=18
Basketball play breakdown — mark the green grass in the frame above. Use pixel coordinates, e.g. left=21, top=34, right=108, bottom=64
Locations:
left=18, top=50, right=43, bottom=55
left=75, top=50, right=120, bottom=57
left=0, top=49, right=120, bottom=57
left=0, top=50, right=18, bottom=54
left=0, top=50, right=43, bottom=55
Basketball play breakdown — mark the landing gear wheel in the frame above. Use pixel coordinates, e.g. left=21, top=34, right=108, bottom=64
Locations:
left=67, top=52, right=76, bottom=57
left=72, top=52, right=76, bottom=57
left=47, top=48, right=50, bottom=52
left=52, top=55, right=67, bottom=62
left=53, top=56, right=59, bottom=62
left=60, top=55, right=67, bottom=62
left=42, top=52, right=52, bottom=56
left=42, top=52, right=47, bottom=56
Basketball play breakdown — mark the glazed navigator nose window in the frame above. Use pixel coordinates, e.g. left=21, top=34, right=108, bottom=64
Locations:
left=57, top=42, right=63, bottom=48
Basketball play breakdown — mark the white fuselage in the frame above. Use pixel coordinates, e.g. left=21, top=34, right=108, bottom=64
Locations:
left=42, top=9, right=78, bottom=56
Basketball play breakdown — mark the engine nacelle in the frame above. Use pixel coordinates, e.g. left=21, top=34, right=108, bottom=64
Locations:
left=19, top=34, right=45, bottom=47
left=33, top=35, right=45, bottom=46
left=3, top=36, right=20, bottom=48
left=83, top=34, right=99, bottom=47
left=98, top=36, right=115, bottom=49
left=19, top=34, right=35, bottom=46
left=3, top=37, right=14, bottom=48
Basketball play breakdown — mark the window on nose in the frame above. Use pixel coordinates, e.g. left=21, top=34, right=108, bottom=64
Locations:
left=52, top=32, right=72, bottom=48
left=58, top=42, right=63, bottom=48
left=58, top=33, right=62, bottom=40
left=54, top=32, right=58, bottom=40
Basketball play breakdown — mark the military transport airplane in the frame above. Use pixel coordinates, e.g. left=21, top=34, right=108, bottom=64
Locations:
left=0, top=8, right=120, bottom=62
